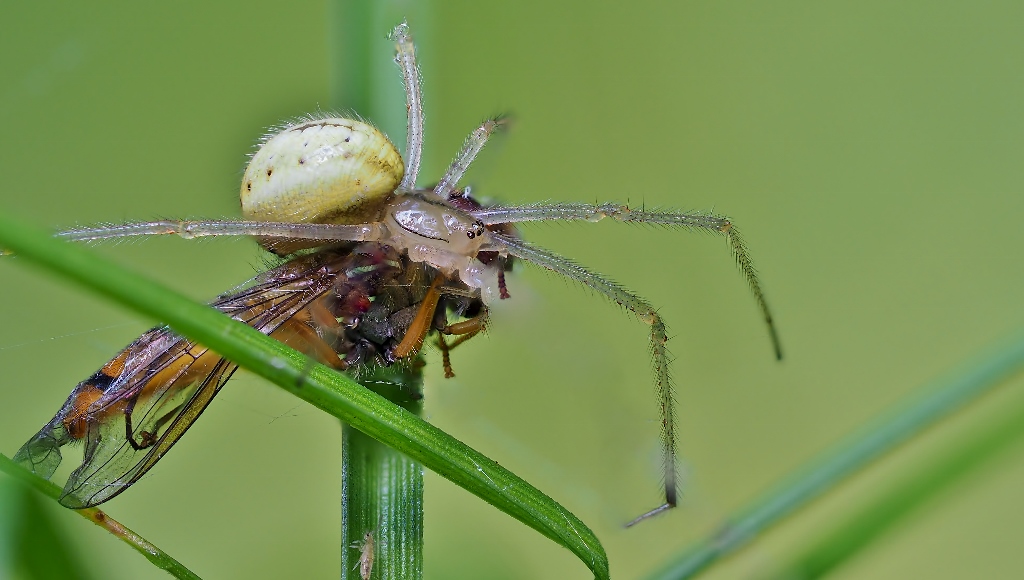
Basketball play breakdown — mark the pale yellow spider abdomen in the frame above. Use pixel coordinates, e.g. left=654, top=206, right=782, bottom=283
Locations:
left=240, top=118, right=404, bottom=224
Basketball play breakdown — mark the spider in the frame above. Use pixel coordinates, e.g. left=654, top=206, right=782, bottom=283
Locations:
left=13, top=22, right=781, bottom=525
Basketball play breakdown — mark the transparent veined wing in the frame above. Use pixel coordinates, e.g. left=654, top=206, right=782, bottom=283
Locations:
left=14, top=250, right=346, bottom=508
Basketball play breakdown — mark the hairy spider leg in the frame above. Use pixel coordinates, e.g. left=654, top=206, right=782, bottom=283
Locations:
left=434, top=117, right=509, bottom=200
left=48, top=221, right=388, bottom=245
left=473, top=202, right=783, bottom=360
left=490, top=232, right=678, bottom=526
left=390, top=21, right=423, bottom=192
left=391, top=275, right=445, bottom=359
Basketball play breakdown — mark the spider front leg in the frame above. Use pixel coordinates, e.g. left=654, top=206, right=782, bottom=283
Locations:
left=390, top=21, right=424, bottom=191
left=47, top=220, right=389, bottom=244
left=434, top=117, right=509, bottom=200
left=490, top=232, right=678, bottom=526
left=475, top=203, right=782, bottom=360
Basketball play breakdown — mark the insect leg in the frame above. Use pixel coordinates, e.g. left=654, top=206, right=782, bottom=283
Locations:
left=437, top=333, right=455, bottom=378
left=476, top=203, right=782, bottom=360
left=435, top=323, right=484, bottom=360
left=443, top=315, right=487, bottom=337
left=125, top=394, right=182, bottom=450
left=434, top=313, right=488, bottom=378
left=433, top=117, right=508, bottom=199
left=305, top=298, right=348, bottom=352
left=391, top=21, right=423, bottom=191
left=490, top=232, right=678, bottom=525
left=391, top=275, right=444, bottom=359
left=271, top=318, right=348, bottom=370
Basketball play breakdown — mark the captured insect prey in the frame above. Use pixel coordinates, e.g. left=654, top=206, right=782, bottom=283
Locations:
left=11, top=21, right=781, bottom=523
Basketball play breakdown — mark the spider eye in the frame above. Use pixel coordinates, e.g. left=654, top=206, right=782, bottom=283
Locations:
left=466, top=221, right=486, bottom=239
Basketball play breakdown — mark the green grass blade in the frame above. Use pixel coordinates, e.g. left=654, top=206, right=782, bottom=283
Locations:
left=0, top=453, right=201, bottom=580
left=649, top=331, right=1024, bottom=580
left=0, top=210, right=609, bottom=579
left=0, top=474, right=90, bottom=580
left=767, top=380, right=1024, bottom=578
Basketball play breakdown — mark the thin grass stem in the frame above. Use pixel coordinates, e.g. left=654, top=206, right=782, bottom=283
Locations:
left=341, top=364, right=424, bottom=579
left=330, top=3, right=432, bottom=577
left=766, top=382, right=1024, bottom=578
left=0, top=454, right=201, bottom=580
left=649, top=330, right=1024, bottom=580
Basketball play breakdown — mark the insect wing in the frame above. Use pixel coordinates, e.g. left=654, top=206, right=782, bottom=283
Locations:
left=12, top=327, right=176, bottom=486
left=64, top=341, right=236, bottom=508
left=14, top=253, right=341, bottom=508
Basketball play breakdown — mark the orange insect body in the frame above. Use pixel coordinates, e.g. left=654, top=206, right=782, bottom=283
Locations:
left=62, top=385, right=104, bottom=441
left=61, top=349, right=131, bottom=440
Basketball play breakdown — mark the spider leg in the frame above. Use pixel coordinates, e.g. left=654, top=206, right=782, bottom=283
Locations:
left=475, top=203, right=782, bottom=360
left=390, top=21, right=423, bottom=191
left=490, top=232, right=678, bottom=525
left=498, top=267, right=511, bottom=299
left=434, top=117, right=508, bottom=200
left=47, top=220, right=388, bottom=244
left=472, top=202, right=731, bottom=229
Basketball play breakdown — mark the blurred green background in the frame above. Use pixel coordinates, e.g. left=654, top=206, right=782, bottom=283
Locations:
left=3, top=1, right=1024, bottom=578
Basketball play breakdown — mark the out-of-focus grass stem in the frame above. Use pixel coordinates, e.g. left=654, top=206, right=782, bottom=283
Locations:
left=650, top=331, right=1024, bottom=579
